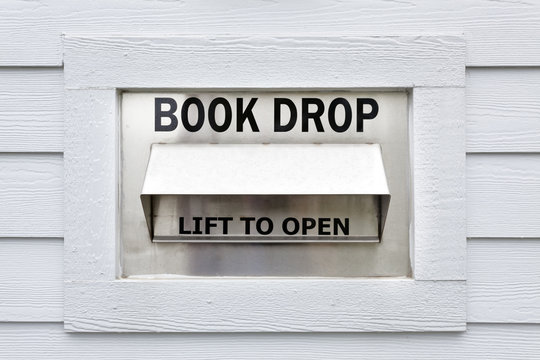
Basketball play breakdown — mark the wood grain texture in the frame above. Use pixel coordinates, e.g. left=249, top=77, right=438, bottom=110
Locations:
left=2, top=0, right=540, bottom=66
left=64, top=279, right=466, bottom=332
left=0, top=68, right=64, bottom=152
left=64, top=90, right=117, bottom=281
left=2, top=238, right=539, bottom=323
left=0, top=238, right=63, bottom=321
left=467, top=154, right=540, bottom=238
left=0, top=153, right=63, bottom=238
left=64, top=36, right=465, bottom=89
left=467, top=68, right=540, bottom=152
left=468, top=239, right=540, bottom=323
left=1, top=323, right=539, bottom=359
left=1, top=67, right=537, bottom=155
left=412, top=88, right=466, bottom=280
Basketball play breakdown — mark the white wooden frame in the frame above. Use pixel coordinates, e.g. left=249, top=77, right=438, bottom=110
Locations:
left=64, top=36, right=466, bottom=332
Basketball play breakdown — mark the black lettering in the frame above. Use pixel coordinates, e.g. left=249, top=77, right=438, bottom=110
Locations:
left=237, top=98, right=260, bottom=132
left=256, top=217, right=273, bottom=235
left=155, top=97, right=178, bottom=131
left=302, top=98, right=325, bottom=132
left=318, top=217, right=331, bottom=235
left=179, top=217, right=191, bottom=234
left=302, top=217, right=316, bottom=235
left=282, top=217, right=300, bottom=235
left=192, top=216, right=203, bottom=235
left=274, top=98, right=297, bottom=132
left=240, top=217, right=256, bottom=235
left=356, top=98, right=379, bottom=132
left=181, top=97, right=204, bottom=132
left=205, top=217, right=218, bottom=235
left=334, top=218, right=349, bottom=235
left=218, top=217, right=233, bottom=235
left=328, top=98, right=352, bottom=133
left=208, top=97, right=232, bottom=132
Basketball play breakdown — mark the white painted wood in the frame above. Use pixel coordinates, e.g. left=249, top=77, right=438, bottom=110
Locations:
left=467, top=154, right=540, bottom=238
left=64, top=280, right=466, bottom=332
left=467, top=68, right=540, bottom=152
left=63, top=36, right=465, bottom=89
left=412, top=87, right=466, bottom=280
left=64, top=36, right=466, bottom=331
left=468, top=239, right=540, bottom=323
left=0, top=68, right=63, bottom=152
left=1, top=323, right=540, bottom=359
left=0, top=153, right=63, bottom=238
left=0, top=238, right=63, bottom=322
left=64, top=89, right=117, bottom=282
left=2, top=0, right=540, bottom=66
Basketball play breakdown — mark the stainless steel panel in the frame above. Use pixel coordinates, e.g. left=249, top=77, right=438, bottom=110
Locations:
left=120, top=91, right=410, bottom=277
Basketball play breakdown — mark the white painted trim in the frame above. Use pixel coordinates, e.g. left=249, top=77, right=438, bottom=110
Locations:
left=64, top=36, right=466, bottom=332
left=411, top=87, right=466, bottom=280
left=65, top=280, right=465, bottom=332
left=64, top=36, right=465, bottom=89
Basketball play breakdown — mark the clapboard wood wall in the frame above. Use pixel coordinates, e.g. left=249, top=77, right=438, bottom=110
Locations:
left=1, top=0, right=539, bottom=358
left=2, top=0, right=540, bottom=66
left=0, top=68, right=64, bottom=152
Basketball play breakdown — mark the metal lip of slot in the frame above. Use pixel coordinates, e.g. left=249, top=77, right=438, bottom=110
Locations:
left=140, top=144, right=391, bottom=243
left=152, top=235, right=380, bottom=243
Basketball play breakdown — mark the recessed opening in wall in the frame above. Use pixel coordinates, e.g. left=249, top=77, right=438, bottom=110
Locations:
left=120, top=90, right=410, bottom=277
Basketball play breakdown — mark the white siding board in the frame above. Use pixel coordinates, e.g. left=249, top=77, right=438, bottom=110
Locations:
left=2, top=0, right=540, bottom=66
left=467, top=154, right=540, bottom=238
left=2, top=238, right=539, bottom=323
left=0, top=153, right=63, bottom=238
left=468, top=239, right=540, bottom=323
left=0, top=239, right=63, bottom=321
left=0, top=99, right=519, bottom=242
left=0, top=67, right=536, bottom=154
left=0, top=68, right=64, bottom=152
left=467, top=68, right=540, bottom=152
left=0, top=67, right=537, bottom=154
left=1, top=323, right=540, bottom=359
